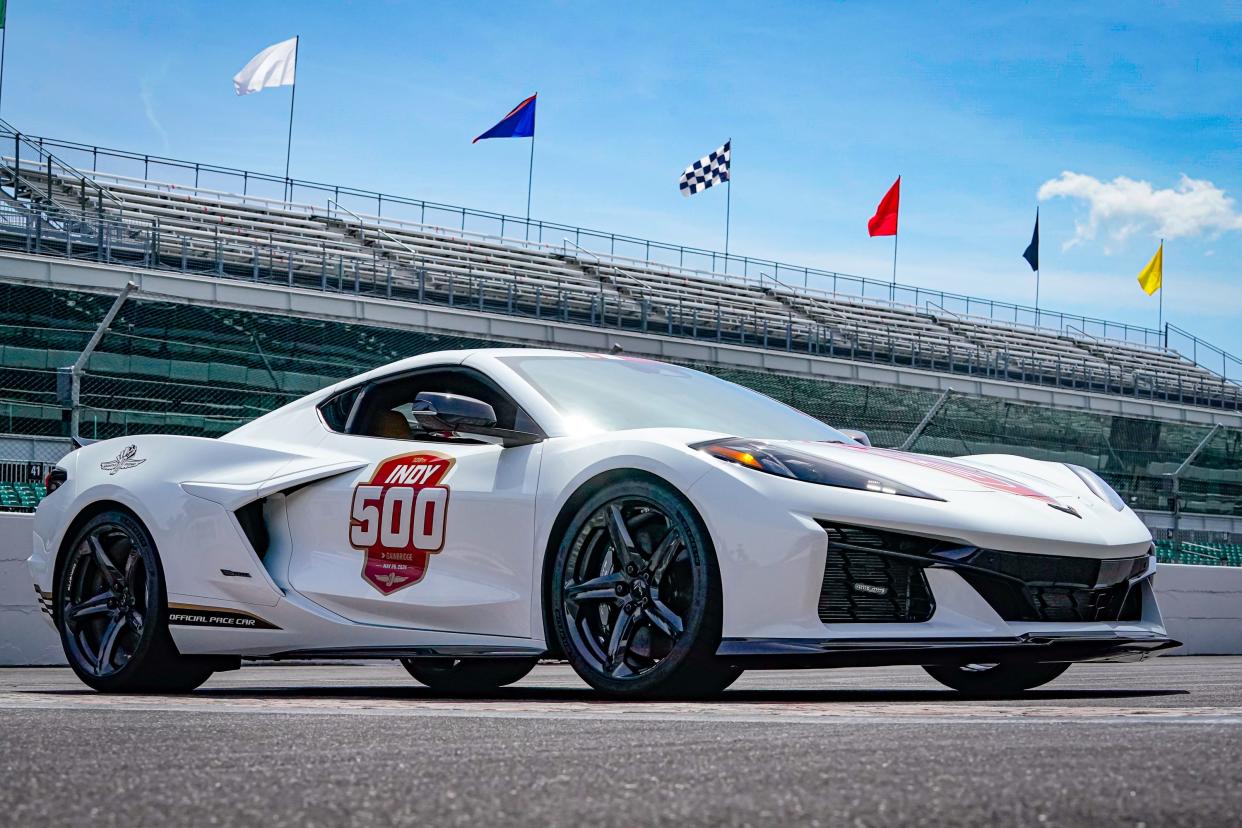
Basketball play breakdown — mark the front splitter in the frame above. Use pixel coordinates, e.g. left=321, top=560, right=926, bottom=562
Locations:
left=717, top=632, right=1180, bottom=669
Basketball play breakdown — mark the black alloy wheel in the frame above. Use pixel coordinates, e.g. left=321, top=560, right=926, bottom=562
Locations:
left=923, top=661, right=1071, bottom=695
left=56, top=510, right=215, bottom=693
left=551, top=479, right=741, bottom=697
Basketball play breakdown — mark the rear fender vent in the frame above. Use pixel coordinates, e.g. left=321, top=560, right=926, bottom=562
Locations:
left=234, top=499, right=270, bottom=561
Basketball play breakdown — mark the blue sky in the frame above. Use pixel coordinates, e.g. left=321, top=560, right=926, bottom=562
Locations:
left=6, top=1, right=1242, bottom=357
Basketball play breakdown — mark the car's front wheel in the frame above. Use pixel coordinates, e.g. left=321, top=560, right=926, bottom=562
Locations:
left=923, top=662, right=1070, bottom=695
left=550, top=477, right=742, bottom=698
left=56, top=510, right=216, bottom=693
left=400, top=657, right=538, bottom=692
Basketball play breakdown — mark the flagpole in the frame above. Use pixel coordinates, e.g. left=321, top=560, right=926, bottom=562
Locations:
left=1035, top=267, right=1040, bottom=324
left=891, top=232, right=898, bottom=302
left=525, top=132, right=535, bottom=241
left=1033, top=206, right=1040, bottom=325
left=283, top=35, right=299, bottom=202
left=890, top=172, right=899, bottom=302
left=1158, top=238, right=1164, bottom=333
left=724, top=138, right=732, bottom=264
left=0, top=19, right=8, bottom=118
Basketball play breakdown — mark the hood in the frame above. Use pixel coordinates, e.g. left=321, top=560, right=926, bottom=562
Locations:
left=768, top=440, right=1080, bottom=503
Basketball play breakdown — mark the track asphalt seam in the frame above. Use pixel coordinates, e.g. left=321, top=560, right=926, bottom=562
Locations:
left=4, top=698, right=1242, bottom=725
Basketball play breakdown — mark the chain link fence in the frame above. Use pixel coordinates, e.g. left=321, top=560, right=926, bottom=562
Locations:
left=0, top=281, right=1238, bottom=521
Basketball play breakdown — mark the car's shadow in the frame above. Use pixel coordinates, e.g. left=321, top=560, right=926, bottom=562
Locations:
left=28, top=685, right=1190, bottom=703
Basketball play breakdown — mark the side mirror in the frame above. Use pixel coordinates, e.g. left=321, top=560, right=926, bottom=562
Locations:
left=411, top=392, right=543, bottom=448
left=413, top=392, right=497, bottom=429
left=840, top=429, right=871, bottom=448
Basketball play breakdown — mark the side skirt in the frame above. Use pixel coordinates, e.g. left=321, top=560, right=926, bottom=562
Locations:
left=255, top=645, right=548, bottom=661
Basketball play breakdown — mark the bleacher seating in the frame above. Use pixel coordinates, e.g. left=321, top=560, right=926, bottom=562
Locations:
left=1154, top=539, right=1242, bottom=567
left=0, top=480, right=42, bottom=511
left=2, top=160, right=1238, bottom=412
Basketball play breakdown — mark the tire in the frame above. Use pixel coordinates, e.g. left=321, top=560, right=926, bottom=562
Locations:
left=55, top=510, right=215, bottom=693
left=400, top=657, right=538, bottom=693
left=549, top=477, right=742, bottom=698
left=923, top=661, right=1071, bottom=695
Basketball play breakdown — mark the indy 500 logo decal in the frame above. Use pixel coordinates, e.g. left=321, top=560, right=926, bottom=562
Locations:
left=348, top=452, right=453, bottom=595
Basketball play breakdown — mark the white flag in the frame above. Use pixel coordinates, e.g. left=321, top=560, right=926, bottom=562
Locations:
left=233, top=36, right=298, bottom=96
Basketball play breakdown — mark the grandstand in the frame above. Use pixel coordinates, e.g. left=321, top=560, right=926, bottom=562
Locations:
left=0, top=120, right=1239, bottom=563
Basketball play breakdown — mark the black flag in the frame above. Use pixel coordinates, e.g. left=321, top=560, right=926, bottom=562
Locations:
left=1022, top=209, right=1039, bottom=272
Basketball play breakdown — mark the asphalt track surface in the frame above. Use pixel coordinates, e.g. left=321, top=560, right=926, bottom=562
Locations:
left=2, top=658, right=1241, bottom=827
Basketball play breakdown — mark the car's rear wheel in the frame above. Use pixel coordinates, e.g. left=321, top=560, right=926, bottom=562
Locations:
left=400, top=657, right=538, bottom=692
left=56, top=510, right=215, bottom=693
left=923, top=661, right=1070, bottom=695
left=550, top=478, right=742, bottom=698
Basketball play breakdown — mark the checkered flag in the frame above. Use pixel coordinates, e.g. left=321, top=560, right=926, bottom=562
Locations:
left=678, top=141, right=730, bottom=197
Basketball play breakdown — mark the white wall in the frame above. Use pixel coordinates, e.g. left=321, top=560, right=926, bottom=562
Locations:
left=0, top=513, right=62, bottom=665
left=1, top=511, right=1239, bottom=665
left=1154, top=564, right=1242, bottom=655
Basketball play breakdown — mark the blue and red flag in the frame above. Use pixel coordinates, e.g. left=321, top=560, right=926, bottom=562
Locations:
left=473, top=94, right=537, bottom=143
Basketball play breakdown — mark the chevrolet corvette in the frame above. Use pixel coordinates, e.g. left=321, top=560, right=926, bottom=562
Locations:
left=29, top=349, right=1177, bottom=696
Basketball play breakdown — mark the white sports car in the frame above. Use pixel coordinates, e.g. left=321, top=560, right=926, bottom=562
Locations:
left=29, top=349, right=1177, bottom=696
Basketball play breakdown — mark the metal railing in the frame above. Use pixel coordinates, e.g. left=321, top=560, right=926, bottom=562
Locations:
left=1167, top=324, right=1241, bottom=386
left=10, top=130, right=1178, bottom=348
left=0, top=121, right=123, bottom=216
left=1, top=199, right=1238, bottom=413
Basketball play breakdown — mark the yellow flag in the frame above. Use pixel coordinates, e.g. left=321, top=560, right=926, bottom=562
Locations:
left=1137, top=242, right=1163, bottom=296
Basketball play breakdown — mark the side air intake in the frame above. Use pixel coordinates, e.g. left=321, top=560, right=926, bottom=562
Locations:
left=234, top=499, right=270, bottom=561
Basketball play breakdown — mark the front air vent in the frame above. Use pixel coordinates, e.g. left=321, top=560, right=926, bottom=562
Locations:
left=812, top=521, right=1149, bottom=624
left=234, top=499, right=270, bottom=561
left=956, top=549, right=1148, bottom=623
left=816, top=525, right=935, bottom=623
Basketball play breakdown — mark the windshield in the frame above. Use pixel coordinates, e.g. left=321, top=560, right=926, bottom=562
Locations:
left=501, top=355, right=850, bottom=441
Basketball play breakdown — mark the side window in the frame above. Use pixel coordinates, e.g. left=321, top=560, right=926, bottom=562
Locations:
left=318, top=386, right=361, bottom=432
left=347, top=368, right=534, bottom=441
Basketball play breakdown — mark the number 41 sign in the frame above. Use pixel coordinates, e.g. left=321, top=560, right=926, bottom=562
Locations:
left=349, top=452, right=453, bottom=595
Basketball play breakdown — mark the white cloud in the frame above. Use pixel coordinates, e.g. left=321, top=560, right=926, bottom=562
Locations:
left=1037, top=171, right=1242, bottom=249
left=139, top=61, right=173, bottom=155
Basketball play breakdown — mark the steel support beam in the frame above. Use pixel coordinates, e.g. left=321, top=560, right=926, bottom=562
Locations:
left=64, top=280, right=137, bottom=440
left=1168, top=423, right=1224, bottom=552
left=900, top=389, right=953, bottom=451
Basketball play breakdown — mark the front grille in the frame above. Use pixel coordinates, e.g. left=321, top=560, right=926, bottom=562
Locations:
left=817, top=525, right=934, bottom=623
left=814, top=522, right=1150, bottom=625
left=958, top=549, right=1148, bottom=623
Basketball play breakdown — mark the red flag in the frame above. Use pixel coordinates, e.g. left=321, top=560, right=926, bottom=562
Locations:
left=867, top=176, right=900, bottom=237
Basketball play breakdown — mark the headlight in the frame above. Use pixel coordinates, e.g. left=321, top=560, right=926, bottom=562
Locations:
left=1065, top=464, right=1126, bottom=511
left=695, top=438, right=943, bottom=500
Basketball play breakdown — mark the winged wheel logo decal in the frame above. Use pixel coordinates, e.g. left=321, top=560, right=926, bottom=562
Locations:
left=100, top=445, right=146, bottom=475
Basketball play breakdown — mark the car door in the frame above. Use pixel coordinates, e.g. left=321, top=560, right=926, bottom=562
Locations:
left=284, top=366, right=544, bottom=638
